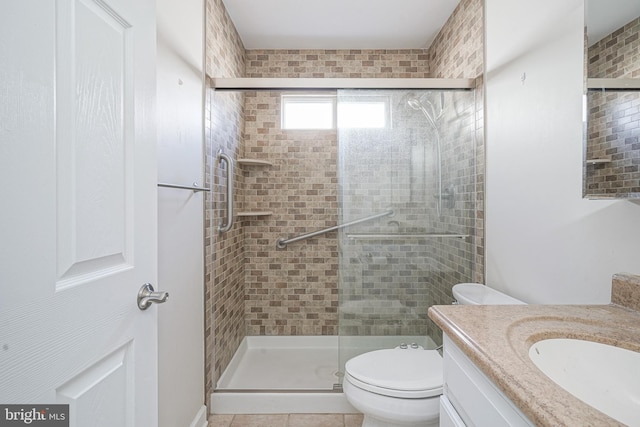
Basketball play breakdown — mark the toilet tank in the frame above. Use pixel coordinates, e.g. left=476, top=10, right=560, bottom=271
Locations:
left=452, top=283, right=525, bottom=305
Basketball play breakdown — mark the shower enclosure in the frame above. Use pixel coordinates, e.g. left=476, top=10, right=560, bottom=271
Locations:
left=209, top=85, right=477, bottom=412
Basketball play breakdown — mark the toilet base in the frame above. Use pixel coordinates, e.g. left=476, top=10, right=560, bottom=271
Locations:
left=343, top=377, right=440, bottom=427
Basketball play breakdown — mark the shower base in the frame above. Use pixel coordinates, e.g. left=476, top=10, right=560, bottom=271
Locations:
left=211, top=334, right=435, bottom=414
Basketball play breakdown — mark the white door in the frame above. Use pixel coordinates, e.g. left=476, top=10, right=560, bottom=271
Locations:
left=0, top=0, right=158, bottom=426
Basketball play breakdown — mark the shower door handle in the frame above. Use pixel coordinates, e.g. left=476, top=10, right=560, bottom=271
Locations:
left=217, top=151, right=235, bottom=233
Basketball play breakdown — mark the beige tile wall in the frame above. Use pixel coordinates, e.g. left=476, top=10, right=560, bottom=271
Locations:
left=241, top=47, right=439, bottom=339
left=246, top=50, right=430, bottom=78
left=429, top=0, right=484, bottom=79
left=240, top=0, right=485, bottom=343
left=433, top=0, right=485, bottom=288
left=204, top=0, right=247, bottom=404
left=241, top=90, right=339, bottom=335
left=586, top=16, right=640, bottom=196
left=588, top=16, right=640, bottom=79
left=430, top=0, right=485, bottom=285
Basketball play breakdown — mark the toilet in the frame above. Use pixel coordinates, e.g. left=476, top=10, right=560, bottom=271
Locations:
left=343, top=283, right=524, bottom=427
left=452, top=282, right=525, bottom=306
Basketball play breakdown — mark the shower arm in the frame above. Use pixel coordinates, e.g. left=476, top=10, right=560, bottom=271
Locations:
left=275, top=209, right=394, bottom=249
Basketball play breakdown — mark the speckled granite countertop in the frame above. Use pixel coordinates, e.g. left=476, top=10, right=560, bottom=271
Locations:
left=428, top=273, right=640, bottom=427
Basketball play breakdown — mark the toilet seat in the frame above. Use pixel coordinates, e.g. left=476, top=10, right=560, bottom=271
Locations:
left=345, top=349, right=443, bottom=399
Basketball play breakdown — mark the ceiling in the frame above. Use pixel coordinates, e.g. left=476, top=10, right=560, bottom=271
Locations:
left=221, top=0, right=461, bottom=50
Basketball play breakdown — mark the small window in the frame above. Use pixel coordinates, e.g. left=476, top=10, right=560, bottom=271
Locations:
left=337, top=99, right=388, bottom=129
left=281, top=94, right=390, bottom=130
left=281, top=95, right=335, bottom=130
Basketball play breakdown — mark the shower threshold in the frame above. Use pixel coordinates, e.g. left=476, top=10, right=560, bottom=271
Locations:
left=211, top=334, right=434, bottom=414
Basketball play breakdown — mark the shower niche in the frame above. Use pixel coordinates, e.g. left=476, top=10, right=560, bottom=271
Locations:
left=237, top=158, right=273, bottom=217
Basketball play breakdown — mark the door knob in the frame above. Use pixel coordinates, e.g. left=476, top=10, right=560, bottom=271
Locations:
left=137, top=283, right=169, bottom=310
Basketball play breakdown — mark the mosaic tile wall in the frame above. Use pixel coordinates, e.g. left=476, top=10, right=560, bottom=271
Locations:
left=241, top=90, right=339, bottom=335
left=430, top=0, right=485, bottom=287
left=429, top=0, right=484, bottom=79
left=588, top=16, right=640, bottom=79
left=246, top=50, right=430, bottom=78
left=425, top=0, right=485, bottom=337
left=473, top=75, right=485, bottom=285
left=586, top=16, right=640, bottom=197
left=242, top=47, right=434, bottom=339
left=204, top=0, right=246, bottom=401
left=241, top=0, right=484, bottom=344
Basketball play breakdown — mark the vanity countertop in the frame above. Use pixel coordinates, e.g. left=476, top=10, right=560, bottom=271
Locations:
left=428, top=275, right=640, bottom=427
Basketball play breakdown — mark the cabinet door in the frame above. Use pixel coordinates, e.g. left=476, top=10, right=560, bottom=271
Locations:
left=443, top=335, right=534, bottom=427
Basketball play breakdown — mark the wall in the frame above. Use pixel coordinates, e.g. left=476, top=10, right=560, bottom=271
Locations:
left=204, top=0, right=246, bottom=405
left=242, top=0, right=485, bottom=343
left=242, top=54, right=429, bottom=337
left=429, top=0, right=484, bottom=79
left=156, top=0, right=207, bottom=425
left=241, top=90, right=339, bottom=336
left=588, top=16, right=640, bottom=79
left=427, top=0, right=485, bottom=288
left=429, top=0, right=485, bottom=288
left=485, top=0, right=640, bottom=304
left=246, top=50, right=430, bottom=78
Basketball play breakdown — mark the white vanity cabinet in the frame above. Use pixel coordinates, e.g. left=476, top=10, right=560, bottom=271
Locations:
left=440, top=334, right=535, bottom=427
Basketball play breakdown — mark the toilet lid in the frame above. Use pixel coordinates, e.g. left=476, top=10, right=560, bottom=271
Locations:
left=345, top=349, right=443, bottom=398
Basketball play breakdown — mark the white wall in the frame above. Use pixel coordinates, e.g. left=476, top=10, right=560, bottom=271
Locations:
left=484, top=0, right=640, bottom=304
left=157, top=0, right=207, bottom=426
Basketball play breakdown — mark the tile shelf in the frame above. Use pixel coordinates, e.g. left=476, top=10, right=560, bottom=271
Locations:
left=586, top=158, right=612, bottom=165
left=237, top=211, right=273, bottom=217
left=238, top=158, right=273, bottom=166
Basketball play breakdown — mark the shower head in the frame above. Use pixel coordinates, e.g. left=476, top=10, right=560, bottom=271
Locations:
left=407, top=98, right=422, bottom=110
left=407, top=93, right=445, bottom=123
left=407, top=97, right=437, bottom=129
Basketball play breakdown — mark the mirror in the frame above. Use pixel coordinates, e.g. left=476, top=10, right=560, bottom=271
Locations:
left=584, top=0, right=640, bottom=198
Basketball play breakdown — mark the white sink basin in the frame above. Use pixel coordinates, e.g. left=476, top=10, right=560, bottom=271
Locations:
left=529, top=338, right=640, bottom=426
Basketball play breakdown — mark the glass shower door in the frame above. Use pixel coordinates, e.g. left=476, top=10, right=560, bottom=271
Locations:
left=336, top=89, right=477, bottom=379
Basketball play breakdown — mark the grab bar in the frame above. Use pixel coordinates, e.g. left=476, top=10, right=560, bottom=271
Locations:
left=217, top=151, right=234, bottom=233
left=276, top=209, right=394, bottom=249
left=346, top=233, right=469, bottom=240
left=157, top=182, right=210, bottom=192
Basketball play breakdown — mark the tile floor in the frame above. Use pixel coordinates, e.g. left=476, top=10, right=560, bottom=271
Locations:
left=208, top=413, right=364, bottom=427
